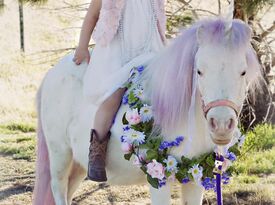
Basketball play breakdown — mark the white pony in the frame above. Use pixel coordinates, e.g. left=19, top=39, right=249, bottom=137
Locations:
left=33, top=16, right=261, bottom=205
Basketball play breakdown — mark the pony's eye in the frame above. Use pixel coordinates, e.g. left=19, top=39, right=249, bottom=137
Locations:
left=197, top=70, right=203, bottom=76
left=241, top=71, right=246, bottom=76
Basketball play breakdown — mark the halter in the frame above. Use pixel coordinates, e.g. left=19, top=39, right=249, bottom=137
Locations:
left=201, top=99, right=240, bottom=118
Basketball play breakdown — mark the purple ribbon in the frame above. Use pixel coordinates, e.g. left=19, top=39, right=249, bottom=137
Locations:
left=213, top=154, right=224, bottom=205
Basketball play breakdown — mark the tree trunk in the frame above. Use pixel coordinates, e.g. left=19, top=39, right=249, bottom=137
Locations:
left=19, top=0, right=25, bottom=52
left=233, top=0, right=245, bottom=21
left=0, top=0, right=4, bottom=12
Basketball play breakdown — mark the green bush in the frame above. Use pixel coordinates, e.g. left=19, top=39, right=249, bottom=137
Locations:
left=241, top=124, right=275, bottom=153
left=233, top=149, right=275, bottom=175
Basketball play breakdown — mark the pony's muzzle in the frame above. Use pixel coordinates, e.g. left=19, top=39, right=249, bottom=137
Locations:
left=206, top=107, right=237, bottom=145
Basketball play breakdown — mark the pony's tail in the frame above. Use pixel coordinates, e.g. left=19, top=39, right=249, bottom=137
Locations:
left=32, top=83, right=55, bottom=205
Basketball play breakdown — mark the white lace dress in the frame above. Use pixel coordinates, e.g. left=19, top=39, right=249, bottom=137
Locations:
left=83, top=0, right=164, bottom=105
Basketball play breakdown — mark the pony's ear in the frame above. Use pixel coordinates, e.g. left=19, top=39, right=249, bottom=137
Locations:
left=224, top=0, right=234, bottom=39
left=196, top=25, right=205, bottom=45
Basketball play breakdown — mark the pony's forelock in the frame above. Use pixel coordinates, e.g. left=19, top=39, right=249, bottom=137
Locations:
left=149, top=18, right=261, bottom=132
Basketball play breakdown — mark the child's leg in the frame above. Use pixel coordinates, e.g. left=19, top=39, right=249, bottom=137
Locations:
left=88, top=88, right=126, bottom=182
left=93, top=88, right=126, bottom=140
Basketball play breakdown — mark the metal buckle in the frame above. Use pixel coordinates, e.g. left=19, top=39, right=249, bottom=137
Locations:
left=213, top=159, right=223, bottom=175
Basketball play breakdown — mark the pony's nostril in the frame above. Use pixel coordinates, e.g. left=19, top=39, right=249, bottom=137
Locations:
left=226, top=118, right=235, bottom=131
left=209, top=117, right=218, bottom=131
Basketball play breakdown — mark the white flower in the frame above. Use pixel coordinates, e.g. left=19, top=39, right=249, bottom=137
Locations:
left=140, top=105, right=153, bottom=122
left=133, top=87, right=144, bottom=100
left=164, top=156, right=178, bottom=172
left=125, top=129, right=145, bottom=145
left=188, top=164, right=203, bottom=184
left=125, top=108, right=141, bottom=125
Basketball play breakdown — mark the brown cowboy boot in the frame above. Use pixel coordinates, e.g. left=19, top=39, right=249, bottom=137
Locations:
left=88, top=129, right=111, bottom=182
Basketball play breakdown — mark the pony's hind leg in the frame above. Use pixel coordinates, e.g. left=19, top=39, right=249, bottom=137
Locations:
left=49, top=144, right=73, bottom=205
left=67, top=160, right=86, bottom=204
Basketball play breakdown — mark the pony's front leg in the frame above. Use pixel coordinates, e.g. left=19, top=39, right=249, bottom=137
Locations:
left=150, top=183, right=171, bottom=205
left=181, top=183, right=204, bottom=205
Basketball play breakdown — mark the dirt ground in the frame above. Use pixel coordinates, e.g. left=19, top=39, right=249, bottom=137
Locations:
left=1, top=154, right=274, bottom=205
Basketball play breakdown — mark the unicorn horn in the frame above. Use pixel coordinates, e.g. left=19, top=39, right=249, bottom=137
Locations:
left=224, top=0, right=234, bottom=36
left=226, top=0, right=234, bottom=21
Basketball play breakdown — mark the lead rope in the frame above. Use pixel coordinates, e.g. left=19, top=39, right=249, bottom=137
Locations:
left=213, top=154, right=224, bottom=205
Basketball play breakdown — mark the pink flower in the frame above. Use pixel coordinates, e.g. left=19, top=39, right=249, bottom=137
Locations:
left=133, top=153, right=146, bottom=167
left=125, top=109, right=141, bottom=125
left=222, top=159, right=232, bottom=172
left=121, top=142, right=132, bottom=154
left=133, top=155, right=142, bottom=167
left=147, top=159, right=165, bottom=180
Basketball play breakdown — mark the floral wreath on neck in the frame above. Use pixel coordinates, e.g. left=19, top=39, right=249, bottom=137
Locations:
left=120, top=66, right=245, bottom=190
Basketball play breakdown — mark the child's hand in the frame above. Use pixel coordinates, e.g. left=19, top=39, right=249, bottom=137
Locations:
left=73, top=47, right=91, bottom=65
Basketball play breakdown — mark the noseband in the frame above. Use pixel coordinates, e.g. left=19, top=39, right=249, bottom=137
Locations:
left=202, top=99, right=240, bottom=118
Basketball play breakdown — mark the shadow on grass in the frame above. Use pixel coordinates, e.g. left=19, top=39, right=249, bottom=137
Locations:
left=1, top=174, right=35, bottom=183
left=72, top=183, right=110, bottom=204
left=0, top=184, right=33, bottom=201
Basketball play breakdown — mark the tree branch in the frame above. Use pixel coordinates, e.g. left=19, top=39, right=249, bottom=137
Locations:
left=260, top=21, right=275, bottom=39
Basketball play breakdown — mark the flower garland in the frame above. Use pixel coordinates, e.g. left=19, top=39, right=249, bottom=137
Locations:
left=120, top=66, right=245, bottom=190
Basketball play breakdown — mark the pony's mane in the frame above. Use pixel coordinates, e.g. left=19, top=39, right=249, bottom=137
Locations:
left=147, top=18, right=261, bottom=132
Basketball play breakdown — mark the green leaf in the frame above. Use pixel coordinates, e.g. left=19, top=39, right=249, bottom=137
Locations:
left=122, top=113, right=129, bottom=125
left=140, top=165, right=147, bottom=174
left=128, top=91, right=138, bottom=105
left=147, top=174, right=159, bottom=189
left=124, top=153, right=133, bottom=161
left=206, top=155, right=215, bottom=167
left=146, top=149, right=158, bottom=160
left=181, top=156, right=192, bottom=166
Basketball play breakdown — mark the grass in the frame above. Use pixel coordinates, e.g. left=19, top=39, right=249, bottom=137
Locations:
left=0, top=122, right=36, bottom=134
left=233, top=149, right=275, bottom=175
left=0, top=122, right=36, bottom=161
left=0, top=134, right=36, bottom=161
left=231, top=124, right=275, bottom=176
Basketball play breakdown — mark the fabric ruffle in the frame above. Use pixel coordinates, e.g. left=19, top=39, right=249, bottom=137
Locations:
left=92, top=0, right=166, bottom=46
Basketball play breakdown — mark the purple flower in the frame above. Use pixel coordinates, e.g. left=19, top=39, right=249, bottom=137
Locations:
left=158, top=178, right=166, bottom=188
left=227, top=152, right=236, bottom=161
left=222, top=173, right=230, bottom=185
left=122, top=94, right=128, bottom=105
left=176, top=136, right=184, bottom=143
left=123, top=126, right=130, bottom=132
left=201, top=177, right=216, bottom=191
left=120, top=135, right=127, bottom=143
left=137, top=65, right=145, bottom=73
left=159, top=141, right=170, bottom=151
left=182, top=177, right=190, bottom=184
left=159, top=136, right=184, bottom=151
